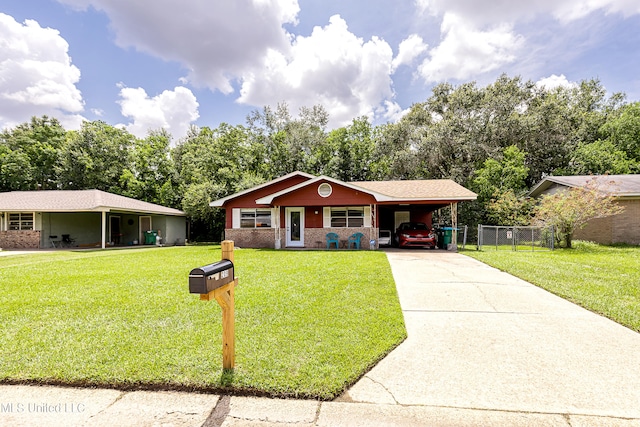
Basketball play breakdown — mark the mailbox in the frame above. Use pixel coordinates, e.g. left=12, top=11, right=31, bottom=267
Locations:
left=189, top=260, right=234, bottom=294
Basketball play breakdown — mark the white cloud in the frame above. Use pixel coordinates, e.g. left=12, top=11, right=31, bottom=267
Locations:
left=56, top=2, right=402, bottom=127
left=416, top=0, right=640, bottom=26
left=59, top=0, right=299, bottom=94
left=0, top=13, right=85, bottom=131
left=237, top=15, right=396, bottom=127
left=118, top=86, right=199, bottom=140
left=392, top=34, right=429, bottom=72
left=417, top=13, right=524, bottom=83
left=535, top=74, right=578, bottom=90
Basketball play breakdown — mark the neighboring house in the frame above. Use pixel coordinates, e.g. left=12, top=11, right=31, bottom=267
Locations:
left=0, top=190, right=187, bottom=249
left=529, top=174, right=640, bottom=245
left=210, top=172, right=477, bottom=249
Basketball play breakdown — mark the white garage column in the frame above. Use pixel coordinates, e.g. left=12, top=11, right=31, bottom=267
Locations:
left=101, top=211, right=107, bottom=249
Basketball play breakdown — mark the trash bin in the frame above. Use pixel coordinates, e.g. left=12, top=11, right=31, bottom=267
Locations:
left=441, top=227, right=453, bottom=247
left=144, top=230, right=158, bottom=245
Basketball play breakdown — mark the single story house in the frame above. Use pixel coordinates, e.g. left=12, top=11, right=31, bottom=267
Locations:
left=0, top=190, right=187, bottom=249
left=529, top=174, right=640, bottom=245
left=210, top=172, right=477, bottom=249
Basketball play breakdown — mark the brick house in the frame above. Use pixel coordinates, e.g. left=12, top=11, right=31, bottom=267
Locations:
left=0, top=190, right=186, bottom=249
left=210, top=172, right=477, bottom=249
left=528, top=174, right=640, bottom=245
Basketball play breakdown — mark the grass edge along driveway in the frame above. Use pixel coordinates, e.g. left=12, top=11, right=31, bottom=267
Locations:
left=0, top=246, right=407, bottom=400
left=464, top=241, right=640, bottom=334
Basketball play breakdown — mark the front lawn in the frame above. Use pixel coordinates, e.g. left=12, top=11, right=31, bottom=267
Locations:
left=464, top=242, right=640, bottom=333
left=0, top=246, right=406, bottom=399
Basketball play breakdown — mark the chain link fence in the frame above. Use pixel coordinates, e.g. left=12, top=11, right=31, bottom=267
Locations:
left=477, top=225, right=555, bottom=251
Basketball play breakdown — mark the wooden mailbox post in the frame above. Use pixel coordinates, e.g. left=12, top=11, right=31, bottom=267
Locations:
left=189, top=240, right=237, bottom=370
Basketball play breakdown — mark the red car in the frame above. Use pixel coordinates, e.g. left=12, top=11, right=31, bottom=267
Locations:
left=395, top=222, right=437, bottom=249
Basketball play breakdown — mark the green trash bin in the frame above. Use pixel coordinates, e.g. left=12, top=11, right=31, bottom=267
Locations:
left=144, top=230, right=158, bottom=245
left=442, top=227, right=453, bottom=247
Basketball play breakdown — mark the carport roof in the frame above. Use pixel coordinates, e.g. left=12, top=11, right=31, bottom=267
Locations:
left=353, top=179, right=477, bottom=201
left=0, top=190, right=185, bottom=216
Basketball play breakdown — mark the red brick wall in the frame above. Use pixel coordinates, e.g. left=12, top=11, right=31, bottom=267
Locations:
left=224, top=229, right=276, bottom=248
left=0, top=230, right=41, bottom=249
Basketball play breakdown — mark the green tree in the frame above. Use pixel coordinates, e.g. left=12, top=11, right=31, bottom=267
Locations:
left=532, top=177, right=625, bottom=248
left=120, top=129, right=178, bottom=206
left=568, top=139, right=637, bottom=175
left=57, top=121, right=136, bottom=193
left=599, top=102, right=640, bottom=161
left=0, top=116, right=66, bottom=189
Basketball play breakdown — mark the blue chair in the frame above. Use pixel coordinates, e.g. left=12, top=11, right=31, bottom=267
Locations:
left=326, top=232, right=339, bottom=249
left=348, top=232, right=364, bottom=249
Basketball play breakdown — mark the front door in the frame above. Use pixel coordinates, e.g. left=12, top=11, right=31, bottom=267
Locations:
left=285, top=207, right=304, bottom=247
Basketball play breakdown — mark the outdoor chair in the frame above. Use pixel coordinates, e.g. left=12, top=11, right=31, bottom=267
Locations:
left=326, top=232, right=339, bottom=249
left=49, top=235, right=58, bottom=248
left=348, top=232, right=364, bottom=249
left=61, top=234, right=75, bottom=247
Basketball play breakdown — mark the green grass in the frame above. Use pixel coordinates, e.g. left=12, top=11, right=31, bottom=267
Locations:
left=464, top=241, right=640, bottom=333
left=0, top=246, right=406, bottom=399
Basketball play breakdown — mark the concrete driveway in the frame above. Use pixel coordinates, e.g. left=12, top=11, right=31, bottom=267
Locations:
left=341, top=249, right=640, bottom=425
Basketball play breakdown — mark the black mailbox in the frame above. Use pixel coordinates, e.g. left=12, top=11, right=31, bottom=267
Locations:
left=189, top=260, right=234, bottom=294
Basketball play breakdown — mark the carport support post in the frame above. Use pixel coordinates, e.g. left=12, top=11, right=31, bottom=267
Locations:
left=450, top=203, right=458, bottom=251
left=200, top=240, right=236, bottom=370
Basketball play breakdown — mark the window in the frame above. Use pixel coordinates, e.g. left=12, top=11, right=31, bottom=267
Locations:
left=330, top=207, right=364, bottom=227
left=318, top=183, right=332, bottom=197
left=8, top=213, right=34, bottom=230
left=240, top=209, right=272, bottom=228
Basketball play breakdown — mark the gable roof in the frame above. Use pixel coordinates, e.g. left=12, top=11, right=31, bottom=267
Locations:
left=212, top=171, right=477, bottom=206
left=0, top=190, right=185, bottom=216
left=529, top=175, right=640, bottom=198
left=209, top=171, right=315, bottom=207
left=254, top=175, right=391, bottom=204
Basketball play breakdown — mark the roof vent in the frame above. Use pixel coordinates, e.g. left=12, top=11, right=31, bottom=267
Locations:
left=318, top=183, right=332, bottom=198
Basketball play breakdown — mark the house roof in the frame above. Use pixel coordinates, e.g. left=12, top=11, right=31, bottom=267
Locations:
left=213, top=171, right=477, bottom=206
left=0, top=190, right=185, bottom=216
left=529, top=175, right=640, bottom=198
left=353, top=179, right=477, bottom=201
left=254, top=175, right=392, bottom=204
left=209, top=171, right=315, bottom=207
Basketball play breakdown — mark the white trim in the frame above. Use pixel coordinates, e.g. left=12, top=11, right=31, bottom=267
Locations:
left=232, top=208, right=240, bottom=229
left=285, top=207, right=305, bottom=247
left=209, top=171, right=315, bottom=207
left=364, top=206, right=371, bottom=228
left=323, top=207, right=331, bottom=228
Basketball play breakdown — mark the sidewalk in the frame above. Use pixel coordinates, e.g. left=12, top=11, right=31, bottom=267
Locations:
left=2, top=250, right=640, bottom=426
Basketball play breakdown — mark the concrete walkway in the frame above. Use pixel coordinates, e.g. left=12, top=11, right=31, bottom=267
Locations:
left=2, top=250, right=640, bottom=426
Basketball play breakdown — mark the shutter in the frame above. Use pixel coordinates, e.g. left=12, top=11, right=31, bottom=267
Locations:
left=271, top=208, right=277, bottom=228
left=232, top=208, right=240, bottom=229
left=364, top=206, right=371, bottom=227
left=323, top=207, right=331, bottom=228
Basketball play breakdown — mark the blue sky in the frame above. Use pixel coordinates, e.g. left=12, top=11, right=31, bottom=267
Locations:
left=1, top=0, right=639, bottom=141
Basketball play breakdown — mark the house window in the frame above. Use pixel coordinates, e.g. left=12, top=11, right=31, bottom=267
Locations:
left=240, top=209, right=272, bottom=228
left=8, top=213, right=34, bottom=231
left=318, top=183, right=332, bottom=197
left=330, top=207, right=364, bottom=227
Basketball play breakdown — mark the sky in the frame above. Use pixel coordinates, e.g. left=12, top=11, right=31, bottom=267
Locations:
left=1, top=0, right=639, bottom=142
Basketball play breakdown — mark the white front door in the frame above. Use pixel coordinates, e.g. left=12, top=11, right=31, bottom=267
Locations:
left=285, top=207, right=304, bottom=247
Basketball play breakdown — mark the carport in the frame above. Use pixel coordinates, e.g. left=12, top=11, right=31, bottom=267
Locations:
left=353, top=180, right=475, bottom=248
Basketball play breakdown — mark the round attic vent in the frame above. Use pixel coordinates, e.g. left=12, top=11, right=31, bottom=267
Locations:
left=318, top=183, right=332, bottom=198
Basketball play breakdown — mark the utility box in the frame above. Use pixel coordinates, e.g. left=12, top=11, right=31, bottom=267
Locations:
left=189, top=260, right=234, bottom=294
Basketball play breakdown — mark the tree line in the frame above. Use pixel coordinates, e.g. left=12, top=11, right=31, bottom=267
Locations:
left=1, top=74, right=639, bottom=241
